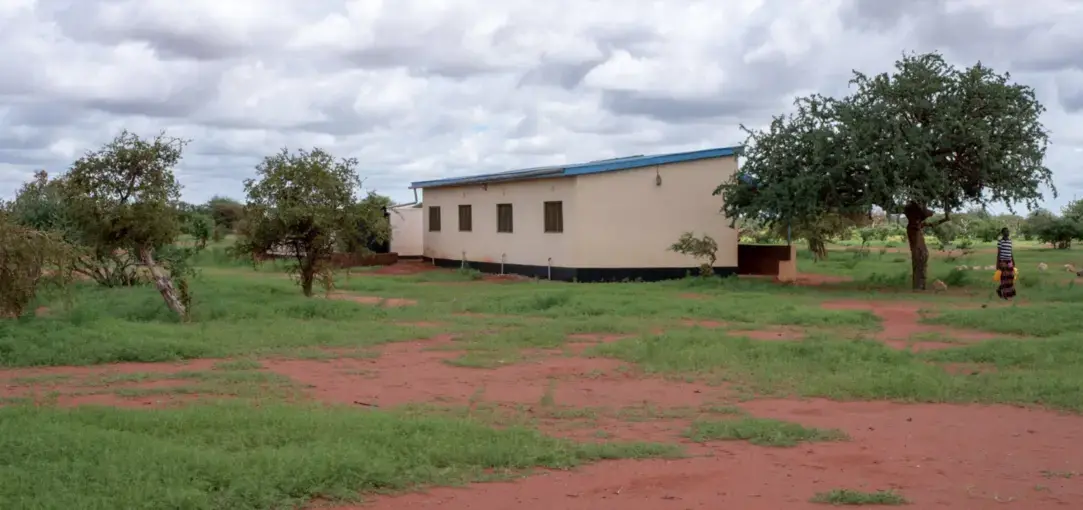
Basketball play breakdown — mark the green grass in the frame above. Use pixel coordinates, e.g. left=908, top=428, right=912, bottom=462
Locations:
left=0, top=262, right=880, bottom=368
left=797, top=242, right=1083, bottom=296
left=0, top=401, right=679, bottom=509
left=5, top=243, right=1083, bottom=508
left=586, top=329, right=1083, bottom=412
left=685, top=417, right=847, bottom=446
left=0, top=275, right=433, bottom=367
left=811, top=489, right=909, bottom=505
left=923, top=304, right=1083, bottom=336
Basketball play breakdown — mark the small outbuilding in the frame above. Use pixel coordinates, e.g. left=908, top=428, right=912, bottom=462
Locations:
left=409, top=146, right=745, bottom=282
left=389, top=203, right=423, bottom=258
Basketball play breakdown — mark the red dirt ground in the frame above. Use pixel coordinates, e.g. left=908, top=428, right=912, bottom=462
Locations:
left=370, top=260, right=440, bottom=275
left=1, top=304, right=1079, bottom=509
left=821, top=300, right=1002, bottom=351
left=326, top=292, right=417, bottom=307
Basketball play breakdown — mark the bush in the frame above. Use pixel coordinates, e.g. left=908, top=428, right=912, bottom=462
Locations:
left=182, top=212, right=215, bottom=249
left=942, top=268, right=972, bottom=287
left=669, top=232, right=719, bottom=277
left=0, top=214, right=75, bottom=317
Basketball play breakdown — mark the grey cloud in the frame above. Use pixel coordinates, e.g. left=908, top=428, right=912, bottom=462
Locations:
left=0, top=149, right=53, bottom=167
left=600, top=91, right=757, bottom=122
left=841, top=0, right=1083, bottom=73
left=1060, top=87, right=1083, bottom=113
left=510, top=114, right=539, bottom=138
left=839, top=0, right=940, bottom=31
left=348, top=50, right=507, bottom=81
left=518, top=59, right=607, bottom=90
left=2, top=0, right=1082, bottom=210
left=0, top=129, right=54, bottom=152
left=2, top=101, right=86, bottom=128
left=597, top=54, right=811, bottom=123
left=45, top=0, right=251, bottom=61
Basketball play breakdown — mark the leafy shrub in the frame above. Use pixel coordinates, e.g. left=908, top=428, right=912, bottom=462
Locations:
left=0, top=213, right=75, bottom=317
left=669, top=232, right=719, bottom=277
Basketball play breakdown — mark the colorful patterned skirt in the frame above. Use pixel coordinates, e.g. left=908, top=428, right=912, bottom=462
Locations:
left=996, top=260, right=1016, bottom=300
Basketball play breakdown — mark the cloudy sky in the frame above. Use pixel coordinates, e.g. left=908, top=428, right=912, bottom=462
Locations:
left=1, top=0, right=1082, bottom=210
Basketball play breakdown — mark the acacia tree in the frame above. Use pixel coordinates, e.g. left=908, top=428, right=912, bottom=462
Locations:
left=236, top=148, right=390, bottom=297
left=61, top=130, right=194, bottom=317
left=718, top=52, right=1054, bottom=290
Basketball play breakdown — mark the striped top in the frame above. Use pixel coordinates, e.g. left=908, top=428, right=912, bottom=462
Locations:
left=997, top=238, right=1013, bottom=261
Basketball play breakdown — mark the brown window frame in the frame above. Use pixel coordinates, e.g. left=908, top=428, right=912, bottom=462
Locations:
left=543, top=201, right=563, bottom=233
left=428, top=206, right=441, bottom=232
left=496, top=203, right=513, bottom=233
left=458, top=204, right=473, bottom=232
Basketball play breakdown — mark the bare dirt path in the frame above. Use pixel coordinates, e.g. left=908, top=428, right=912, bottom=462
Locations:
left=821, top=300, right=1003, bottom=351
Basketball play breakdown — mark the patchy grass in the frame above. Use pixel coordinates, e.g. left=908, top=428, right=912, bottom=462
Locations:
left=0, top=401, right=680, bottom=509
left=923, top=304, right=1083, bottom=337
left=685, top=417, right=847, bottom=447
left=586, top=329, right=1083, bottom=412
left=811, top=488, right=909, bottom=505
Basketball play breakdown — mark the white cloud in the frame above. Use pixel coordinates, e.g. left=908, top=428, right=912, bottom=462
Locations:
left=0, top=0, right=1080, bottom=212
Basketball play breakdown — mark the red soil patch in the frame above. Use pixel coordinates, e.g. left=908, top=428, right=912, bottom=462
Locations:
left=345, top=396, right=1083, bottom=509
left=326, top=292, right=416, bottom=307
left=264, top=336, right=715, bottom=410
left=564, top=333, right=635, bottom=354
left=792, top=273, right=854, bottom=285
left=371, top=261, right=440, bottom=275
left=0, top=359, right=223, bottom=407
left=742, top=274, right=854, bottom=286
left=482, top=273, right=531, bottom=283
left=821, top=300, right=1000, bottom=350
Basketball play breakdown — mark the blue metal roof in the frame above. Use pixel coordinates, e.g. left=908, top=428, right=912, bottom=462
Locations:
left=409, top=145, right=742, bottom=189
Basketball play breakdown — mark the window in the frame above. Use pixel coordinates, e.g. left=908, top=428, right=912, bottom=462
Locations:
left=428, top=206, right=441, bottom=232
left=496, top=203, right=513, bottom=233
left=543, top=201, right=563, bottom=233
left=458, top=204, right=472, bottom=232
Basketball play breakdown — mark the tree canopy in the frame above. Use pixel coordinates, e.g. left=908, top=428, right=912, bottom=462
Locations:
left=235, top=148, right=390, bottom=296
left=18, top=131, right=197, bottom=317
left=717, top=52, right=1055, bottom=289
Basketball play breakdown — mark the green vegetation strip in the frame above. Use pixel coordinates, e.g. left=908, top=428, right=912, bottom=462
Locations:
left=685, top=417, right=847, bottom=447
left=587, top=329, right=1083, bottom=412
left=810, top=489, right=909, bottom=506
left=0, top=402, right=679, bottom=510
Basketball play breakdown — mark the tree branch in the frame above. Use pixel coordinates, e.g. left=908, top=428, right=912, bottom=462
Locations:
left=928, top=210, right=952, bottom=227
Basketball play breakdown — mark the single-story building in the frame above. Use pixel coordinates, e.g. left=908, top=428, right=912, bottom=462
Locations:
left=409, top=146, right=754, bottom=282
left=389, top=203, right=423, bottom=257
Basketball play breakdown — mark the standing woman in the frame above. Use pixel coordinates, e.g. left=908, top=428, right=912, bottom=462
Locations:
left=996, top=228, right=1016, bottom=300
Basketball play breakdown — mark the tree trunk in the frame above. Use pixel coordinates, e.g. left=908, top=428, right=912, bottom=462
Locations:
left=300, top=267, right=315, bottom=297
left=903, top=202, right=933, bottom=291
left=807, top=237, right=827, bottom=261
left=138, top=247, right=187, bottom=318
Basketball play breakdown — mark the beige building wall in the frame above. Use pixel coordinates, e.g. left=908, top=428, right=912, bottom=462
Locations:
left=420, top=155, right=738, bottom=270
left=421, top=177, right=578, bottom=267
left=572, top=156, right=739, bottom=268
left=389, top=206, right=423, bottom=257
